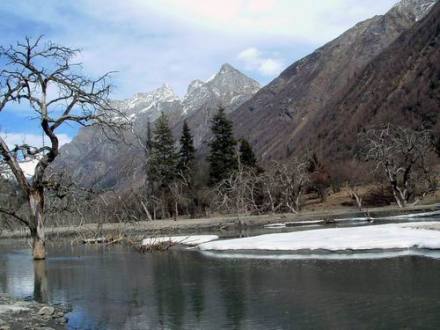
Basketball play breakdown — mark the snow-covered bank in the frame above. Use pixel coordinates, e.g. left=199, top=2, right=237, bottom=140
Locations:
left=142, top=235, right=218, bottom=247
left=198, top=222, right=440, bottom=252
left=200, top=249, right=440, bottom=261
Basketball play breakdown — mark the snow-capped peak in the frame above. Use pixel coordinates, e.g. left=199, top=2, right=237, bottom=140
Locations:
left=182, top=63, right=260, bottom=115
left=117, top=84, right=179, bottom=112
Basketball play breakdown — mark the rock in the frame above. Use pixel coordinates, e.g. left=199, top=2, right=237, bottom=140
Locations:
left=0, top=305, right=30, bottom=314
left=37, top=306, right=55, bottom=317
left=0, top=318, right=10, bottom=330
left=53, top=311, right=64, bottom=318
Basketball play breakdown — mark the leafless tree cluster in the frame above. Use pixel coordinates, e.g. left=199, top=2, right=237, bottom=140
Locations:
left=212, top=159, right=310, bottom=215
left=361, top=125, right=436, bottom=208
left=0, top=36, right=128, bottom=259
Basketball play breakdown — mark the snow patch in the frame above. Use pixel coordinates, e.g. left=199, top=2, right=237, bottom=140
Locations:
left=2, top=158, right=39, bottom=179
left=198, top=222, right=440, bottom=252
left=19, top=159, right=39, bottom=178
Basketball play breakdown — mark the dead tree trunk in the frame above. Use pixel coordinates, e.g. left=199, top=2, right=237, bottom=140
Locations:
left=29, top=189, right=46, bottom=260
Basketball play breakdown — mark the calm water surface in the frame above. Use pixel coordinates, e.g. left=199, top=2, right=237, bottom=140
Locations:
left=1, top=224, right=440, bottom=329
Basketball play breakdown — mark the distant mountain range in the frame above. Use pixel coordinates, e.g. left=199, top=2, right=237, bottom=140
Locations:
left=55, top=0, right=440, bottom=189
left=55, top=63, right=260, bottom=188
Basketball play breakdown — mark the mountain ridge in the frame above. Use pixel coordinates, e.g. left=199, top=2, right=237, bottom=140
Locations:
left=230, top=0, right=437, bottom=160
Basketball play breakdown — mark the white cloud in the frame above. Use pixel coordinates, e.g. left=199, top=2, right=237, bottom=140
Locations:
left=130, top=0, right=397, bottom=43
left=1, top=132, right=72, bottom=149
left=1, top=0, right=398, bottom=98
left=237, top=47, right=284, bottom=76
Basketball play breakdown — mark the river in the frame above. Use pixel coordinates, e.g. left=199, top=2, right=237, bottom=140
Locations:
left=1, top=220, right=440, bottom=329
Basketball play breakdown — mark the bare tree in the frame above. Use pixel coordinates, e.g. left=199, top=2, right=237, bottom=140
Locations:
left=362, top=125, right=433, bottom=208
left=271, top=160, right=309, bottom=213
left=0, top=37, right=127, bottom=259
left=212, top=163, right=259, bottom=216
left=213, top=158, right=310, bottom=216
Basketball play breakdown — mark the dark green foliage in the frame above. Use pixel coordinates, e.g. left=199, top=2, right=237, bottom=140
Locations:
left=208, top=108, right=237, bottom=185
left=177, top=120, right=196, bottom=175
left=148, top=112, right=178, bottom=188
left=239, top=138, right=257, bottom=169
left=146, top=120, right=153, bottom=153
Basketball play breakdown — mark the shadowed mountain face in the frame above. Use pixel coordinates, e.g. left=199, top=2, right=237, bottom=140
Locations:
left=304, top=0, right=440, bottom=160
left=55, top=64, right=260, bottom=189
left=231, top=0, right=438, bottom=160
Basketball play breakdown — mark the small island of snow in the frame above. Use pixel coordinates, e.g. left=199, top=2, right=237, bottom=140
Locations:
left=198, top=222, right=440, bottom=252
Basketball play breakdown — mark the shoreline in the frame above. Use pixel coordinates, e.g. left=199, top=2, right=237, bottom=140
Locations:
left=0, top=293, right=67, bottom=330
left=1, top=203, right=439, bottom=240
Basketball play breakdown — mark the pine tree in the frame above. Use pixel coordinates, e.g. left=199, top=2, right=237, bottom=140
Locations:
left=148, top=112, right=178, bottom=188
left=146, top=119, right=153, bottom=154
left=239, top=138, right=257, bottom=169
left=177, top=120, right=195, bottom=175
left=208, top=108, right=237, bottom=185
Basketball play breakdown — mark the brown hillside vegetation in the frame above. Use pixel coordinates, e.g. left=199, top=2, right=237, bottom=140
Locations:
left=305, top=1, right=440, bottom=160
left=231, top=0, right=438, bottom=161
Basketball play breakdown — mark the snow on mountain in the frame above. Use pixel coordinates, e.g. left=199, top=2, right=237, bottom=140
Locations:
left=19, top=158, right=39, bottom=178
left=111, top=63, right=260, bottom=120
left=113, top=84, right=181, bottom=122
left=54, top=64, right=260, bottom=189
left=183, top=63, right=260, bottom=114
left=1, top=157, right=39, bottom=180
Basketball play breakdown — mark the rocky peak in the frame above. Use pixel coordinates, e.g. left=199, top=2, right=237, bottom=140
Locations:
left=187, top=79, right=205, bottom=95
left=390, top=0, right=437, bottom=21
left=208, top=63, right=259, bottom=88
left=121, top=84, right=179, bottom=110
left=183, top=63, right=260, bottom=114
left=218, top=63, right=237, bottom=74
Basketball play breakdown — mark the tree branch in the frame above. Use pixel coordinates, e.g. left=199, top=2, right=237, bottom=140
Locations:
left=0, top=207, right=29, bottom=226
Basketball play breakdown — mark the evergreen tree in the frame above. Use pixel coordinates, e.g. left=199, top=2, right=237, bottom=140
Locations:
left=239, top=138, right=257, bottom=169
left=177, top=120, right=195, bottom=175
left=208, top=108, right=237, bottom=185
left=148, top=112, right=178, bottom=188
left=146, top=119, right=153, bottom=153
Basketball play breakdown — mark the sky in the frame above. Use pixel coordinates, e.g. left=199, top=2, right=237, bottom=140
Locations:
left=0, top=0, right=398, bottom=148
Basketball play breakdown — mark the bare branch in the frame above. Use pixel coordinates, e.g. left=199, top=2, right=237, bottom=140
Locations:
left=0, top=207, right=29, bottom=226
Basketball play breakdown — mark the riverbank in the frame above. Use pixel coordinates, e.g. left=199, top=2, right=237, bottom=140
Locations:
left=1, top=203, right=439, bottom=240
left=0, top=293, right=67, bottom=330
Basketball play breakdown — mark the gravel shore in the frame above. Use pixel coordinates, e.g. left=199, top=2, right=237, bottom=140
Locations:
left=0, top=293, right=67, bottom=330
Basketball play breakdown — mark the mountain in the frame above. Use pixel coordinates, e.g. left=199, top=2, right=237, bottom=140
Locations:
left=180, top=63, right=260, bottom=148
left=183, top=63, right=260, bottom=115
left=55, top=0, right=438, bottom=189
left=302, top=0, right=440, bottom=159
left=231, top=0, right=437, bottom=160
left=113, top=84, right=181, bottom=122
left=55, top=64, right=260, bottom=188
